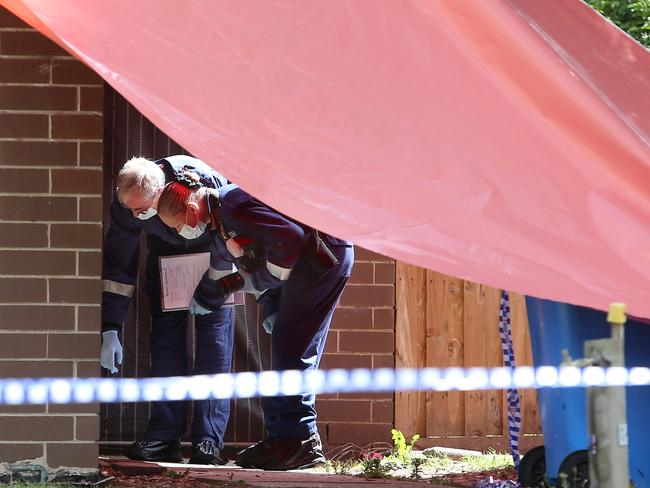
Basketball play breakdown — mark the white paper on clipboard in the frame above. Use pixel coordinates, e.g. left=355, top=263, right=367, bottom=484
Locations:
left=159, top=253, right=241, bottom=311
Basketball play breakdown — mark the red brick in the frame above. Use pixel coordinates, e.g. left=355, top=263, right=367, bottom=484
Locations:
left=343, top=391, right=394, bottom=401
left=349, top=262, right=373, bottom=284
left=0, top=333, right=46, bottom=358
left=79, top=142, right=102, bottom=166
left=355, top=247, right=394, bottom=263
left=373, top=308, right=395, bottom=329
left=0, top=85, right=76, bottom=110
left=0, top=168, right=48, bottom=193
left=0, top=417, right=74, bottom=441
left=323, top=330, right=338, bottom=353
left=321, top=353, right=373, bottom=370
left=0, top=277, right=47, bottom=302
left=51, top=59, right=102, bottom=85
left=0, top=113, right=48, bottom=138
left=339, top=331, right=394, bottom=354
left=0, top=404, right=45, bottom=414
left=372, top=401, right=394, bottom=423
left=49, top=278, right=101, bottom=304
left=340, top=284, right=395, bottom=308
left=0, top=58, right=50, bottom=83
left=49, top=402, right=99, bottom=415
left=0, top=7, right=29, bottom=28
left=50, top=224, right=102, bottom=249
left=77, top=306, right=100, bottom=332
left=326, top=422, right=393, bottom=445
left=0, top=223, right=47, bottom=246
left=76, top=361, right=100, bottom=378
left=331, top=307, right=372, bottom=330
left=0, top=250, right=76, bottom=275
left=75, top=415, right=99, bottom=441
left=0, top=141, right=77, bottom=166
left=0, top=444, right=43, bottom=463
left=374, top=262, right=395, bottom=284
left=78, top=251, right=101, bottom=276
left=80, top=86, right=103, bottom=111
left=0, top=196, right=77, bottom=221
left=317, top=400, right=371, bottom=422
left=47, top=442, right=99, bottom=468
left=0, top=360, right=73, bottom=377
left=372, top=354, right=394, bottom=369
left=51, top=113, right=102, bottom=139
left=0, top=31, right=68, bottom=56
left=51, top=168, right=102, bottom=194
left=48, top=333, right=98, bottom=359
left=79, top=197, right=102, bottom=222
left=0, top=305, right=75, bottom=330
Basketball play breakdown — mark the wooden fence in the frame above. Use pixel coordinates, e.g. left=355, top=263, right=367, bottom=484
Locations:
left=395, top=263, right=543, bottom=452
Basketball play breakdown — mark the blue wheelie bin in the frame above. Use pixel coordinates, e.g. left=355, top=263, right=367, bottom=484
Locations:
left=521, top=297, right=650, bottom=488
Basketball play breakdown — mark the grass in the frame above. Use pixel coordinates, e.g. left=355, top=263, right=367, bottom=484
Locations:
left=460, top=449, right=515, bottom=471
left=317, top=446, right=515, bottom=483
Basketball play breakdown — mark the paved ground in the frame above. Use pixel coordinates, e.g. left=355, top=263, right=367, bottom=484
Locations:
left=101, top=457, right=460, bottom=487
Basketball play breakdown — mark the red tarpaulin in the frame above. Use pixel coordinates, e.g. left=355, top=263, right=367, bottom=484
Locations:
left=3, top=0, right=650, bottom=316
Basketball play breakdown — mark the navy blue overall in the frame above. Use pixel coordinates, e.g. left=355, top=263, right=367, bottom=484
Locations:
left=194, top=184, right=353, bottom=439
left=102, top=155, right=234, bottom=448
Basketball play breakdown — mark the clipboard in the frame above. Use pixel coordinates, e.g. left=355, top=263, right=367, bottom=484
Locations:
left=159, top=252, right=244, bottom=311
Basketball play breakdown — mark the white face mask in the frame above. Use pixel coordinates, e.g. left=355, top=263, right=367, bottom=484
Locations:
left=136, top=207, right=158, bottom=220
left=179, top=219, right=207, bottom=240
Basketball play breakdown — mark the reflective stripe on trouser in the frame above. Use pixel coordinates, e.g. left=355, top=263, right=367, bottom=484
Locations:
left=263, top=244, right=354, bottom=439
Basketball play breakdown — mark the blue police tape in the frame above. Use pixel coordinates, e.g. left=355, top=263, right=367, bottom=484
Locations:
left=498, top=291, right=521, bottom=472
left=1, top=365, right=649, bottom=405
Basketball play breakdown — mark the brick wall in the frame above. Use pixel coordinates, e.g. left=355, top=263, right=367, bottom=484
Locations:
left=319, top=248, right=396, bottom=451
left=0, top=6, right=103, bottom=474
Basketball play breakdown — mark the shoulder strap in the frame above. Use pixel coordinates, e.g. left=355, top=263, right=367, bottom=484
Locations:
left=207, top=190, right=235, bottom=241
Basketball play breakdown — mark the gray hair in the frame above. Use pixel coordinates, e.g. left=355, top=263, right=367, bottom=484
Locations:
left=116, top=157, right=165, bottom=201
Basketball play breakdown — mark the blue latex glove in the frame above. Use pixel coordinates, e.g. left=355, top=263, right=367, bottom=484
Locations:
left=262, top=312, right=278, bottom=334
left=189, top=297, right=212, bottom=315
left=100, top=330, right=123, bottom=374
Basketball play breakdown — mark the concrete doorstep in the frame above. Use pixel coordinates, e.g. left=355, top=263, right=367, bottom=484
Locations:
left=101, top=457, right=459, bottom=487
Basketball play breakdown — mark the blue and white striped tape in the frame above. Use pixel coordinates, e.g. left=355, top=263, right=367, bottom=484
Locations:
left=0, top=365, right=649, bottom=405
left=498, top=291, right=521, bottom=472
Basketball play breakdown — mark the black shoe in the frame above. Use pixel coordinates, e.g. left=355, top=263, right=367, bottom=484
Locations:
left=235, top=433, right=325, bottom=470
left=188, top=440, right=227, bottom=465
left=126, top=439, right=182, bottom=463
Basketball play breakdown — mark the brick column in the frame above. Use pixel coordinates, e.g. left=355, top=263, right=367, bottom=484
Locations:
left=318, top=247, right=396, bottom=449
left=0, top=6, right=103, bottom=479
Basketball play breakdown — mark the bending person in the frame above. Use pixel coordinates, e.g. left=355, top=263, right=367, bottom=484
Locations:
left=101, top=155, right=235, bottom=465
left=156, top=176, right=354, bottom=470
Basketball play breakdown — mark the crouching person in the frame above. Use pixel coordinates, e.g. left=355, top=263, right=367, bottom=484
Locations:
left=156, top=175, right=354, bottom=470
left=101, top=155, right=235, bottom=465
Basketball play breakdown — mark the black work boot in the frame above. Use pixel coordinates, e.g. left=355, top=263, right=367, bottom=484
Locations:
left=236, top=432, right=325, bottom=470
left=126, top=439, right=182, bottom=462
left=188, top=440, right=227, bottom=465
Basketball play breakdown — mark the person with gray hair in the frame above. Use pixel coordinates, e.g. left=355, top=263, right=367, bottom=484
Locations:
left=101, top=155, right=235, bottom=465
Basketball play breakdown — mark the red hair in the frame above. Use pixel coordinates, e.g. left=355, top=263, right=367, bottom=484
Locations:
left=157, top=181, right=199, bottom=219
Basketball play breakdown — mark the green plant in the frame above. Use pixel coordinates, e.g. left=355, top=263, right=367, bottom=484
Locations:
left=324, top=459, right=353, bottom=475
left=361, top=451, right=387, bottom=478
left=410, top=456, right=426, bottom=479
left=165, top=469, right=189, bottom=478
left=390, top=428, right=420, bottom=464
left=586, top=0, right=650, bottom=47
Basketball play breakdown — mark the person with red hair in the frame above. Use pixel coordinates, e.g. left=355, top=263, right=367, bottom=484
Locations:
left=156, top=175, right=354, bottom=470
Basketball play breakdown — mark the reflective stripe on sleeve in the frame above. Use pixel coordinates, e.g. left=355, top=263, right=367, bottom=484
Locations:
left=266, top=261, right=292, bottom=281
left=208, top=265, right=235, bottom=280
left=102, top=279, right=135, bottom=297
